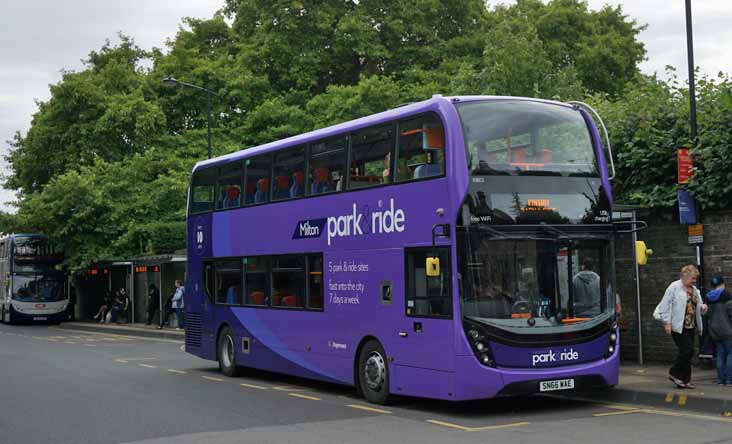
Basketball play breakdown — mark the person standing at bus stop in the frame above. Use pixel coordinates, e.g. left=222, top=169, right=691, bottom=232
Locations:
left=146, top=284, right=160, bottom=326
left=654, top=265, right=708, bottom=389
left=172, top=280, right=185, bottom=330
left=707, top=275, right=732, bottom=386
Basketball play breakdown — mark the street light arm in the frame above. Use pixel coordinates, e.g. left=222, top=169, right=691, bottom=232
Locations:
left=162, top=76, right=220, bottom=97
left=175, top=80, right=221, bottom=97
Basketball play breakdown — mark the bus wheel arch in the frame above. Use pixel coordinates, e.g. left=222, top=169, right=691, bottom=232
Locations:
left=354, top=336, right=391, bottom=405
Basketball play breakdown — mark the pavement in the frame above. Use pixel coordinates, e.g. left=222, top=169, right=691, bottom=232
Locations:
left=59, top=321, right=185, bottom=341
left=2, top=322, right=732, bottom=444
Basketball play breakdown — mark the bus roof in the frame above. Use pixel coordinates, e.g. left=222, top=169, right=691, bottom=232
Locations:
left=192, top=95, right=573, bottom=173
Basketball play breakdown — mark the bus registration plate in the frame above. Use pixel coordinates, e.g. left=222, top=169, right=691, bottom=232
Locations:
left=539, top=379, right=574, bottom=392
left=33, top=316, right=47, bottom=321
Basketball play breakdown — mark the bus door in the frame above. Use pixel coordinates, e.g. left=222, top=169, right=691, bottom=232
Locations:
left=392, top=247, right=455, bottom=373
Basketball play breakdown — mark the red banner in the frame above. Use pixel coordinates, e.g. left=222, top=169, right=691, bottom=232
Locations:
left=678, top=148, right=693, bottom=184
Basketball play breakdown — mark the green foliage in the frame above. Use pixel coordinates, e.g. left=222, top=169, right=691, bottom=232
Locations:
left=590, top=71, right=732, bottom=210
left=2, top=0, right=658, bottom=268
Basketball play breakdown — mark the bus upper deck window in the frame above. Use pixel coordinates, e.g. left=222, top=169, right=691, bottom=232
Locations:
left=309, top=137, right=347, bottom=196
left=397, top=114, right=445, bottom=182
left=216, top=162, right=242, bottom=210
left=273, top=146, right=305, bottom=201
left=245, top=155, right=272, bottom=205
left=348, top=125, right=394, bottom=190
left=190, top=168, right=217, bottom=214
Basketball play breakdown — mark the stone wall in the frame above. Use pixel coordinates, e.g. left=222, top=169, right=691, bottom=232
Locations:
left=616, top=208, right=732, bottom=363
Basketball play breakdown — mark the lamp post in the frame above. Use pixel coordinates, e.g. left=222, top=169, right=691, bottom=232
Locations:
left=162, top=74, right=218, bottom=159
left=684, top=0, right=705, bottom=289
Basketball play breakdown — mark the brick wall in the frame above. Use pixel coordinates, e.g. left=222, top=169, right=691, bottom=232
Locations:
left=616, top=209, right=732, bottom=363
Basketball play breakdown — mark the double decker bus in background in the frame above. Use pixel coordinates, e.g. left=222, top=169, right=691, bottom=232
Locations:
left=185, top=95, right=619, bottom=404
left=0, top=234, right=68, bottom=324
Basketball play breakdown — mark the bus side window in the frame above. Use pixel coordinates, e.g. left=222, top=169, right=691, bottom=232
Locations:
left=309, top=137, right=347, bottom=195
left=348, top=124, right=394, bottom=189
left=307, top=255, right=323, bottom=310
left=244, top=256, right=269, bottom=306
left=272, top=146, right=305, bottom=201
left=271, top=256, right=305, bottom=308
left=405, top=248, right=452, bottom=318
left=245, top=155, right=272, bottom=205
left=216, top=162, right=242, bottom=210
left=190, top=168, right=217, bottom=214
left=397, top=114, right=445, bottom=182
left=204, top=262, right=215, bottom=302
left=214, top=260, right=242, bottom=305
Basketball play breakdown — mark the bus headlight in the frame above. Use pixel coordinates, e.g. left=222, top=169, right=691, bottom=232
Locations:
left=463, top=321, right=496, bottom=367
left=610, top=332, right=617, bottom=342
left=608, top=345, right=615, bottom=354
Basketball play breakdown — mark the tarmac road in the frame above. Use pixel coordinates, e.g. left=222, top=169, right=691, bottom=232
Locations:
left=1, top=323, right=731, bottom=444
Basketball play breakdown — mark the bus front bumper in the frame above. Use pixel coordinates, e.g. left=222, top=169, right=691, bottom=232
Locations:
left=8, top=304, right=69, bottom=322
left=453, top=348, right=619, bottom=401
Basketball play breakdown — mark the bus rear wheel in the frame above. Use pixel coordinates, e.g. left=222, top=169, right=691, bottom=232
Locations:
left=218, top=326, right=243, bottom=377
left=358, top=340, right=391, bottom=405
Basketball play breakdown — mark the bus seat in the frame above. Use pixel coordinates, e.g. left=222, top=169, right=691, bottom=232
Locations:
left=535, top=149, right=553, bottom=163
left=224, top=186, right=240, bottom=207
left=311, top=167, right=331, bottom=194
left=272, top=292, right=283, bottom=306
left=245, top=183, right=256, bottom=204
left=282, top=295, right=297, bottom=307
left=290, top=171, right=304, bottom=198
left=250, top=291, right=265, bottom=305
left=510, top=148, right=527, bottom=163
left=274, top=175, right=290, bottom=200
left=225, top=286, right=237, bottom=305
left=255, top=178, right=269, bottom=203
left=413, top=163, right=442, bottom=179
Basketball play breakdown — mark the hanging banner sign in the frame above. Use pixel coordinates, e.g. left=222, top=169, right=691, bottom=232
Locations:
left=678, top=148, right=693, bottom=184
left=678, top=189, right=697, bottom=224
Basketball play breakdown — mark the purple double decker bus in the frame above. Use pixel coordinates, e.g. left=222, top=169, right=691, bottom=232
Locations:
left=185, top=95, right=619, bottom=404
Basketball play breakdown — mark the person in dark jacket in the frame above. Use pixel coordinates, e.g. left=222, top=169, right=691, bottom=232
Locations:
left=146, top=284, right=160, bottom=326
left=707, top=275, right=732, bottom=386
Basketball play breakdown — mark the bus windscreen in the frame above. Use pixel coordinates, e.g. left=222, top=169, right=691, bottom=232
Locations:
left=459, top=231, right=614, bottom=331
left=457, top=100, right=597, bottom=177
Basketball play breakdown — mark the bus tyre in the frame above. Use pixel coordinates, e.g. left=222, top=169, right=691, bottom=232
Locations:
left=2, top=305, right=11, bottom=325
left=358, top=340, right=391, bottom=405
left=218, top=326, right=243, bottom=377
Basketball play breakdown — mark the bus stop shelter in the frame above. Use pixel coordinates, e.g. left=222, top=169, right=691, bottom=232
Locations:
left=75, top=252, right=186, bottom=325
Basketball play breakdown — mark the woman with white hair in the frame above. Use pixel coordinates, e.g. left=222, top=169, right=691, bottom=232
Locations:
left=655, top=265, right=708, bottom=388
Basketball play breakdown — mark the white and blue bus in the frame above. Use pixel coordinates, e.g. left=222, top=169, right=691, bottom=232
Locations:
left=0, top=234, right=68, bottom=324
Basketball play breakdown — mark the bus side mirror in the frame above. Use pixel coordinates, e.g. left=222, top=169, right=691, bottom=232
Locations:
left=636, top=241, right=653, bottom=266
left=426, top=257, right=440, bottom=277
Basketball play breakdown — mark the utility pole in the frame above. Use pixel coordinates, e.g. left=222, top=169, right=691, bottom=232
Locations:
left=685, top=0, right=704, bottom=290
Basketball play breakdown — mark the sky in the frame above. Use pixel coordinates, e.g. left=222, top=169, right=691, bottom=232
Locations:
left=1, top=0, right=731, bottom=212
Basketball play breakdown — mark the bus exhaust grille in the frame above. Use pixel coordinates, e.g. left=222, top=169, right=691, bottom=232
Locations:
left=185, top=313, right=202, bottom=348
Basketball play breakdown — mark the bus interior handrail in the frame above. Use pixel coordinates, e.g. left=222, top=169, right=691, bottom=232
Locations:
left=568, top=100, right=616, bottom=181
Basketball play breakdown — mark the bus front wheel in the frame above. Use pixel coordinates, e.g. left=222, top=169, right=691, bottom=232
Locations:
left=218, top=326, right=243, bottom=377
left=2, top=305, right=12, bottom=325
left=358, top=340, right=391, bottom=405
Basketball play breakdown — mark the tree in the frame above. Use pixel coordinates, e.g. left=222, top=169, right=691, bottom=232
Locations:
left=2, top=0, right=656, bottom=269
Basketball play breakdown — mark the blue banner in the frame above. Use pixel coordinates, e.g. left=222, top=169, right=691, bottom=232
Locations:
left=678, top=189, right=697, bottom=224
